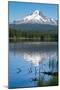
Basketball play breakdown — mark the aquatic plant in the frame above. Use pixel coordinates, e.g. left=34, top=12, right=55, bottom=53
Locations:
left=47, top=76, right=58, bottom=86
left=37, top=75, right=58, bottom=87
left=37, top=79, right=45, bottom=87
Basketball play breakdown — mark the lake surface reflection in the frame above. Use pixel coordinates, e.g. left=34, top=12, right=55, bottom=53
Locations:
left=9, top=42, right=58, bottom=88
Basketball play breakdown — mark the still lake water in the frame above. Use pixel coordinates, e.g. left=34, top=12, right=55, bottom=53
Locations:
left=9, top=42, right=58, bottom=88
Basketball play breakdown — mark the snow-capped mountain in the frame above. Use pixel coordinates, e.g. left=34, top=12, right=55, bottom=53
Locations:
left=13, top=10, right=57, bottom=25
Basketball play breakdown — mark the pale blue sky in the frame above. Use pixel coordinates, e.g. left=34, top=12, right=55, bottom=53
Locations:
left=8, top=1, right=58, bottom=23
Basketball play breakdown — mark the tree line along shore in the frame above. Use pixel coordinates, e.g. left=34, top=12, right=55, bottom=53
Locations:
left=9, top=28, right=58, bottom=42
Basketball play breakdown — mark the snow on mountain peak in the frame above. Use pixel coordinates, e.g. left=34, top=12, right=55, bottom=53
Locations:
left=14, top=10, right=57, bottom=25
left=33, top=10, right=40, bottom=15
left=23, top=10, right=46, bottom=23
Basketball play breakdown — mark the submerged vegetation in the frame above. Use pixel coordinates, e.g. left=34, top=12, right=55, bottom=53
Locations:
left=37, top=79, right=45, bottom=87
left=37, top=76, right=58, bottom=87
left=9, top=28, right=58, bottom=42
left=47, top=76, right=58, bottom=86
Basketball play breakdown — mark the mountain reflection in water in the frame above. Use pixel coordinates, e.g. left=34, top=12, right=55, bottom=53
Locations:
left=9, top=42, right=58, bottom=88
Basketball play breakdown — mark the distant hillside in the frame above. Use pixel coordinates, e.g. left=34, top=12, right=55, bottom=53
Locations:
left=9, top=23, right=58, bottom=34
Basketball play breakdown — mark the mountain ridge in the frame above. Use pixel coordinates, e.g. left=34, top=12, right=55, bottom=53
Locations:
left=13, top=10, right=57, bottom=25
